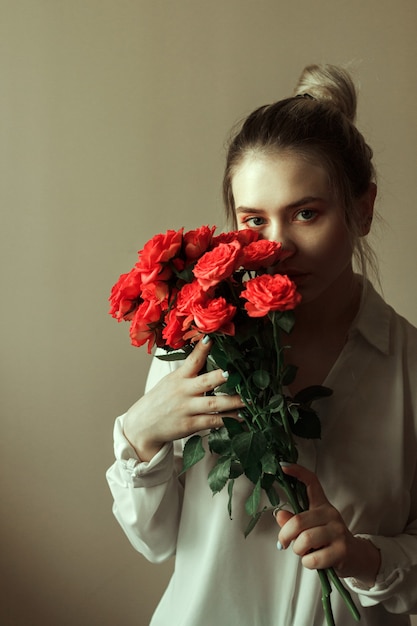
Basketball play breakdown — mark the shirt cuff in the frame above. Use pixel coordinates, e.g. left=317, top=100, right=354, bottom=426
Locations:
left=112, top=414, right=174, bottom=487
left=344, top=534, right=406, bottom=606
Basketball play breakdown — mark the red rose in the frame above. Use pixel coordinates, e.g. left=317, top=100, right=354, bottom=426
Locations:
left=175, top=280, right=208, bottom=328
left=176, top=280, right=207, bottom=312
left=162, top=307, right=187, bottom=349
left=183, top=225, right=216, bottom=261
left=238, top=239, right=285, bottom=270
left=141, top=281, right=170, bottom=309
left=129, top=299, right=163, bottom=353
left=241, top=274, right=301, bottom=317
left=211, top=229, right=259, bottom=247
left=109, top=266, right=142, bottom=321
left=136, top=228, right=184, bottom=284
left=193, top=240, right=242, bottom=290
left=190, top=297, right=236, bottom=335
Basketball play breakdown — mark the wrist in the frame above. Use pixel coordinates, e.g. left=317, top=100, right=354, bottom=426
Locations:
left=344, top=536, right=381, bottom=588
left=123, top=410, right=164, bottom=462
left=124, top=429, right=163, bottom=462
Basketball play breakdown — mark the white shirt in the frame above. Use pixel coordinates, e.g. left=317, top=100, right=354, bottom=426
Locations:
left=106, top=283, right=417, bottom=626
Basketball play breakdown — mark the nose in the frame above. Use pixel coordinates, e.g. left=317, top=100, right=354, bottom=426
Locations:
left=267, top=221, right=296, bottom=257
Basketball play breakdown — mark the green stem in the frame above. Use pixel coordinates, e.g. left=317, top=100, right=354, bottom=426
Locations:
left=318, top=570, right=336, bottom=626
left=278, top=469, right=361, bottom=625
left=278, top=465, right=303, bottom=514
left=235, top=382, right=264, bottom=430
left=271, top=311, right=283, bottom=389
left=327, top=568, right=361, bottom=622
left=215, top=352, right=263, bottom=432
left=280, top=405, right=298, bottom=463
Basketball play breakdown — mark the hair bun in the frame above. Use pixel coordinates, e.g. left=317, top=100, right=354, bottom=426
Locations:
left=293, top=64, right=357, bottom=122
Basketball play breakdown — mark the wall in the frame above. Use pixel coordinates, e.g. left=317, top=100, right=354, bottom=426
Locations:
left=1, top=1, right=416, bottom=625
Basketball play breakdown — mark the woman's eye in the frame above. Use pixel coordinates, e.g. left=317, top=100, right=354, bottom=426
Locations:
left=295, top=209, right=316, bottom=222
left=244, top=216, right=266, bottom=227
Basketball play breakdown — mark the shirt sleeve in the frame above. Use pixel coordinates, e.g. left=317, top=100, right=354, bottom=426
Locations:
left=105, top=353, right=185, bottom=564
left=342, top=305, right=417, bottom=615
left=344, top=527, right=417, bottom=614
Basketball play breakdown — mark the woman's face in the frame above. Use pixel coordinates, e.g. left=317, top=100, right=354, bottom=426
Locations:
left=231, top=151, right=356, bottom=307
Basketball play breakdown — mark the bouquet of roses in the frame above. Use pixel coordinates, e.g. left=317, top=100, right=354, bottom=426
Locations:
left=109, top=225, right=360, bottom=625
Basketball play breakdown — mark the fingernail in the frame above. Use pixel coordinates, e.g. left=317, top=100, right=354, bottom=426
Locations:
left=279, top=461, right=293, bottom=467
left=276, top=541, right=284, bottom=551
left=202, top=335, right=211, bottom=345
left=221, top=370, right=229, bottom=379
left=237, top=411, right=245, bottom=419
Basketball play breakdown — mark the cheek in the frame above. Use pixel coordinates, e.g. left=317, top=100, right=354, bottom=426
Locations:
left=303, top=226, right=352, bottom=266
left=322, top=233, right=353, bottom=268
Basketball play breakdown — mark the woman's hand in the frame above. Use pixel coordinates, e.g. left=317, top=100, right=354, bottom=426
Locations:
left=123, top=337, right=245, bottom=462
left=275, top=464, right=381, bottom=587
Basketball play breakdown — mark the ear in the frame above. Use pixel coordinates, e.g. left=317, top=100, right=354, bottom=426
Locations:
left=358, top=182, right=377, bottom=236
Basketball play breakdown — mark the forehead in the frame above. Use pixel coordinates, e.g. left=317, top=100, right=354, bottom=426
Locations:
left=231, top=151, right=332, bottom=207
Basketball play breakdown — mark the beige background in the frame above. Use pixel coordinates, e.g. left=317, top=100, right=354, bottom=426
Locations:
left=1, top=1, right=416, bottom=625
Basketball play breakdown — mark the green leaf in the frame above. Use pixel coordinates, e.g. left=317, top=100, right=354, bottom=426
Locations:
left=174, top=264, right=196, bottom=282
left=288, top=404, right=300, bottom=422
left=265, top=484, right=280, bottom=507
left=261, top=450, right=279, bottom=475
left=270, top=423, right=287, bottom=441
left=230, top=460, right=244, bottom=479
left=227, top=479, right=234, bottom=519
left=213, top=382, right=233, bottom=395
left=245, top=479, right=261, bottom=517
left=290, top=407, right=322, bottom=439
left=294, top=385, right=333, bottom=405
left=220, top=342, right=247, bottom=362
left=226, top=371, right=242, bottom=389
left=209, top=343, right=229, bottom=371
left=231, top=431, right=267, bottom=468
left=222, top=416, right=246, bottom=437
left=260, top=472, right=275, bottom=490
left=252, top=370, right=271, bottom=390
left=215, top=371, right=242, bottom=395
left=244, top=509, right=264, bottom=538
left=208, top=427, right=231, bottom=455
left=282, top=363, right=298, bottom=386
left=207, top=456, right=232, bottom=493
left=180, top=435, right=205, bottom=474
left=244, top=462, right=262, bottom=485
left=269, top=424, right=292, bottom=459
left=275, top=310, right=295, bottom=334
left=156, top=351, right=188, bottom=361
left=267, top=394, right=284, bottom=413
left=206, top=356, right=219, bottom=372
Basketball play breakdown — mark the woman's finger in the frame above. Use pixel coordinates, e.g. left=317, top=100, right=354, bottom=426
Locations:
left=275, top=509, right=294, bottom=529
left=189, top=368, right=229, bottom=395
left=280, top=463, right=329, bottom=509
left=189, top=391, right=245, bottom=416
left=178, top=336, right=213, bottom=378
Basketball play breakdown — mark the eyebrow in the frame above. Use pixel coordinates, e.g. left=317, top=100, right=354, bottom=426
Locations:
left=235, top=196, right=325, bottom=213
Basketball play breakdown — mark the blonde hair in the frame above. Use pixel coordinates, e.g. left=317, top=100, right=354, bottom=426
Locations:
left=294, top=64, right=357, bottom=122
left=223, top=64, right=378, bottom=279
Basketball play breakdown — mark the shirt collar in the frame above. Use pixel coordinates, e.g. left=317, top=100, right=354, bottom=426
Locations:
left=350, top=280, right=392, bottom=356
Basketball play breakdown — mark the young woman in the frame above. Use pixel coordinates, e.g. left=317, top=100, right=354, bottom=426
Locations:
left=106, top=64, right=417, bottom=626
